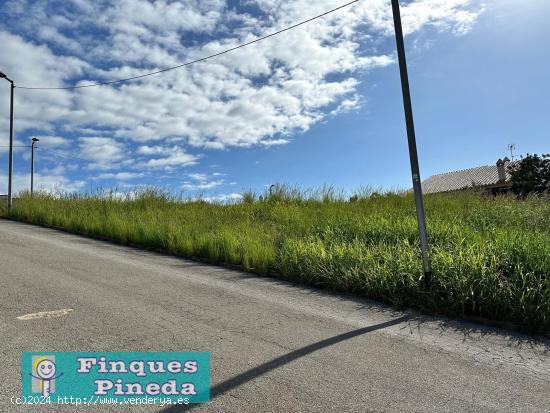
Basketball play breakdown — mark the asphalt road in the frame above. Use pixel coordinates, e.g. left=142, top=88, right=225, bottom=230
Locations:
left=1, top=219, right=549, bottom=412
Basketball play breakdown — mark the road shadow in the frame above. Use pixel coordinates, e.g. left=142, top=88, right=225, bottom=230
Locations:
left=158, top=315, right=410, bottom=412
left=432, top=317, right=550, bottom=351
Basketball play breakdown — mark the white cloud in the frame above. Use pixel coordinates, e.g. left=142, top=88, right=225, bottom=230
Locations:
left=1, top=1, right=482, bottom=148
left=182, top=171, right=225, bottom=190
left=79, top=137, right=125, bottom=169
left=136, top=145, right=170, bottom=155
left=188, top=173, right=208, bottom=181
left=182, top=179, right=224, bottom=191
left=261, top=138, right=289, bottom=147
left=0, top=31, right=88, bottom=133
left=145, top=148, right=198, bottom=169
left=0, top=138, right=27, bottom=153
left=30, top=135, right=70, bottom=147
left=0, top=0, right=484, bottom=192
left=0, top=172, right=86, bottom=194
left=97, top=172, right=144, bottom=180
left=202, top=192, right=243, bottom=203
left=38, top=26, right=81, bottom=52
left=50, top=165, right=66, bottom=175
left=400, top=0, right=485, bottom=36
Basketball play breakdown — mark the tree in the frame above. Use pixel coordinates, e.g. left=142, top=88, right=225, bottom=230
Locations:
left=508, top=154, right=550, bottom=197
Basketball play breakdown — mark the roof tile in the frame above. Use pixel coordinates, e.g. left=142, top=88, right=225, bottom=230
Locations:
left=421, top=163, right=513, bottom=194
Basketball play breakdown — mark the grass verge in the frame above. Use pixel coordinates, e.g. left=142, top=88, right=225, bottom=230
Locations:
left=1, top=188, right=549, bottom=333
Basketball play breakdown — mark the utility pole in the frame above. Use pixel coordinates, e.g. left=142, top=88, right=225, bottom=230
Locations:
left=31, top=138, right=39, bottom=195
left=391, top=0, right=432, bottom=286
left=0, top=71, right=15, bottom=210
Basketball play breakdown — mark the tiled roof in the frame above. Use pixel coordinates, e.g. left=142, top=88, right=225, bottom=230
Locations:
left=421, top=163, right=513, bottom=194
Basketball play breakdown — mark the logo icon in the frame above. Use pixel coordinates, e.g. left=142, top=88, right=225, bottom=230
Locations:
left=23, top=351, right=210, bottom=403
left=30, top=355, right=63, bottom=397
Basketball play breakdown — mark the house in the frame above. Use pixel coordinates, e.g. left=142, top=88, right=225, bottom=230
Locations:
left=421, top=158, right=514, bottom=194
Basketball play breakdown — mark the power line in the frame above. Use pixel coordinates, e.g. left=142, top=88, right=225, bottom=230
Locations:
left=16, top=0, right=359, bottom=91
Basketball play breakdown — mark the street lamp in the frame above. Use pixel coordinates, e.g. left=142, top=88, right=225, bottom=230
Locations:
left=0, top=71, right=15, bottom=210
left=390, top=0, right=432, bottom=286
left=31, top=137, right=39, bottom=195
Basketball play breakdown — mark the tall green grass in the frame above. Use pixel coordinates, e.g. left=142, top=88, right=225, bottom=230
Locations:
left=2, top=187, right=549, bottom=332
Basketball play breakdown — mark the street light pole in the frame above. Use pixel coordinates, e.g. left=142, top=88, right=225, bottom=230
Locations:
left=390, top=0, right=432, bottom=286
left=31, top=138, right=39, bottom=195
left=0, top=71, right=15, bottom=210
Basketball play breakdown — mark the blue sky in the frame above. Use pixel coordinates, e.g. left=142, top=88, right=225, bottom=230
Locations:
left=0, top=0, right=548, bottom=200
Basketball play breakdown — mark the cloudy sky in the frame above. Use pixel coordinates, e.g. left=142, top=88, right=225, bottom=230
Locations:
left=0, top=0, right=548, bottom=198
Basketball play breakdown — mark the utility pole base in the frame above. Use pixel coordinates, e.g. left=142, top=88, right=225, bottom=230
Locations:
left=423, top=271, right=432, bottom=288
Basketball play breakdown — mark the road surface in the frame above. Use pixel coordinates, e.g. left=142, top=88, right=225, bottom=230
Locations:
left=0, top=219, right=549, bottom=412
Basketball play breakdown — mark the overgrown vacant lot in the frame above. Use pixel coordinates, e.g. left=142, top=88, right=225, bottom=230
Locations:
left=2, top=189, right=549, bottom=332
